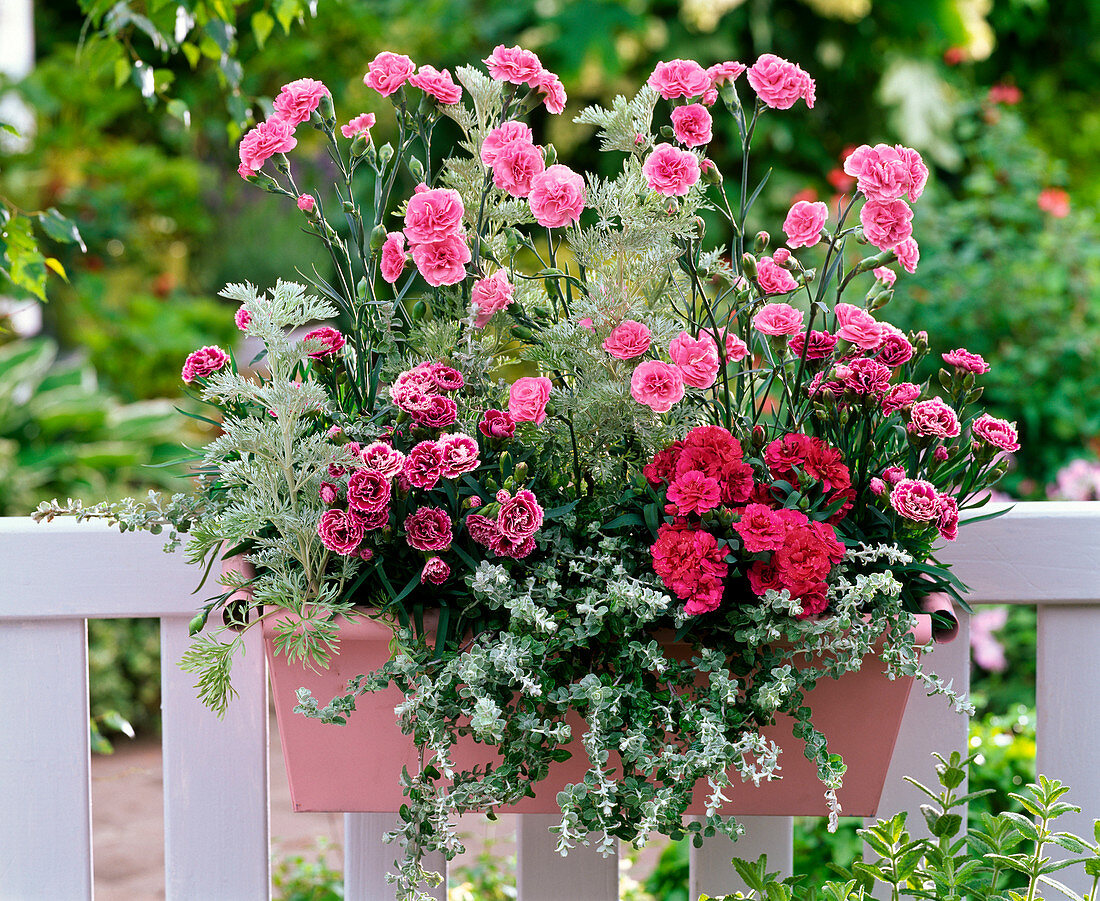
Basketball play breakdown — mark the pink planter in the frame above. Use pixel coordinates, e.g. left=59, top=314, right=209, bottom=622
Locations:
left=264, top=600, right=953, bottom=817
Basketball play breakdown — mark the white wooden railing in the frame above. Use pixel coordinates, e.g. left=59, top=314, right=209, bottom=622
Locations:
left=2, top=502, right=1099, bottom=900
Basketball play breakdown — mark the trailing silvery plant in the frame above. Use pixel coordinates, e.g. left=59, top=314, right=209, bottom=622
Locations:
left=701, top=752, right=1100, bottom=901
left=36, top=44, right=1017, bottom=900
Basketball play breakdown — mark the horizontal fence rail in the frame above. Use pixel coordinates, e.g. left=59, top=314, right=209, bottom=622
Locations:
left=1, top=502, right=1099, bottom=900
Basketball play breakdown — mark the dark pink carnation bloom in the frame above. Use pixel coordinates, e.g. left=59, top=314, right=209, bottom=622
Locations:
left=404, top=184, right=465, bottom=244
left=666, top=470, right=722, bottom=515
left=734, top=503, right=789, bottom=553
left=238, top=118, right=297, bottom=172
left=360, top=442, right=405, bottom=479
left=297, top=194, right=315, bottom=213
left=439, top=432, right=480, bottom=478
left=498, top=489, right=544, bottom=541
left=972, top=414, right=1021, bottom=453
left=234, top=307, right=251, bottom=331
left=303, top=326, right=345, bottom=359
left=412, top=395, right=458, bottom=429
left=421, top=557, right=451, bottom=585
left=934, top=446, right=950, bottom=462
left=479, top=409, right=516, bottom=439
left=908, top=398, right=961, bottom=439
left=341, top=112, right=376, bottom=139
left=882, top=382, right=921, bottom=415
left=841, top=358, right=892, bottom=395
left=182, top=345, right=229, bottom=383
left=483, top=45, right=543, bottom=85
left=647, top=59, right=711, bottom=99
left=876, top=325, right=914, bottom=367
left=650, top=523, right=728, bottom=614
left=411, top=234, right=471, bottom=287
left=409, top=65, right=462, bottom=104
left=272, top=77, right=330, bottom=127
left=788, top=330, right=837, bottom=360
left=882, top=466, right=906, bottom=485
left=630, top=361, right=684, bottom=413
left=870, top=477, right=886, bottom=496
left=404, top=440, right=444, bottom=489
left=937, top=494, right=959, bottom=541
left=747, top=560, right=784, bottom=596
left=361, top=509, right=389, bottom=530
left=889, top=478, right=941, bottom=523
left=364, top=52, right=415, bottom=96
left=669, top=331, right=720, bottom=389
left=381, top=232, right=407, bottom=284
left=404, top=506, right=453, bottom=551
left=319, top=481, right=339, bottom=505
left=670, top=104, right=713, bottom=148
left=603, top=320, right=652, bottom=360
left=465, top=512, right=500, bottom=547
left=746, top=53, right=815, bottom=110
left=942, top=348, right=990, bottom=374
left=494, top=533, right=537, bottom=560
left=860, top=199, right=914, bottom=251
left=792, top=582, right=830, bottom=620
left=317, top=508, right=365, bottom=555
left=347, top=469, right=392, bottom=514
left=430, top=364, right=464, bottom=392
left=772, top=521, right=836, bottom=586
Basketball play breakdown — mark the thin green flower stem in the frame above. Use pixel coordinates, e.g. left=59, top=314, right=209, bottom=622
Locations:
left=681, top=252, right=735, bottom=430
left=735, top=104, right=762, bottom=267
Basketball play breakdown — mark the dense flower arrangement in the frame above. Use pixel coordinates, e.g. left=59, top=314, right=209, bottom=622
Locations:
left=37, top=46, right=1017, bottom=900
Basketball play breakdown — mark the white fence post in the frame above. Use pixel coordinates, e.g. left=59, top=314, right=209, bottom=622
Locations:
left=690, top=816, right=793, bottom=899
left=345, top=812, right=447, bottom=901
left=0, top=619, right=93, bottom=900
left=516, top=814, right=619, bottom=901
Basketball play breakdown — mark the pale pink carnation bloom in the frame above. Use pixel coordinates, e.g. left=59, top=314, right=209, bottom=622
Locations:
left=783, top=200, right=828, bottom=248
left=317, top=509, right=365, bottom=555
left=972, top=414, right=1021, bottom=453
left=753, top=302, right=804, bottom=335
left=238, top=118, right=297, bottom=172
left=403, top=184, right=465, bottom=244
left=630, top=361, right=685, bottom=413
left=835, top=302, right=883, bottom=350
left=182, top=345, right=229, bottom=383
left=669, top=331, right=720, bottom=389
left=532, top=69, right=567, bottom=114
left=411, top=235, right=471, bottom=287
left=577, top=317, right=596, bottom=333
left=873, top=266, right=897, bottom=286
left=869, top=477, right=886, bottom=496
left=480, top=121, right=535, bottom=166
left=844, top=144, right=913, bottom=203
left=894, top=237, right=920, bottom=274
left=908, top=398, right=961, bottom=439
left=756, top=256, right=799, bottom=295
left=409, top=65, right=462, bottom=104
left=898, top=146, right=929, bottom=201
left=421, top=557, right=450, bottom=585
left=876, top=323, right=914, bottom=367
left=528, top=165, right=586, bottom=228
left=380, top=232, right=407, bottom=284
left=439, top=433, right=481, bottom=478
left=428, top=363, right=464, bottom=392
left=364, top=52, right=415, bottom=96
left=602, top=320, right=652, bottom=359
left=707, top=61, right=746, bottom=86
left=303, top=326, right=345, bottom=359
left=647, top=59, right=711, bottom=99
left=297, top=194, right=315, bottom=212
left=746, top=53, right=815, bottom=109
left=272, top=77, right=329, bottom=127
left=772, top=247, right=791, bottom=265
left=702, top=87, right=718, bottom=107
left=889, top=478, right=941, bottom=523
left=483, top=45, right=543, bottom=85
left=492, top=139, right=545, bottom=197
left=670, top=104, right=713, bottom=148
left=970, top=607, right=1008, bottom=670
left=361, top=442, right=405, bottom=479
left=471, top=270, right=515, bottom=327
left=642, top=143, right=700, bottom=196
left=701, top=327, right=748, bottom=362
left=234, top=307, right=251, bottom=331
left=942, top=348, right=990, bottom=374
left=238, top=162, right=253, bottom=180
left=341, top=112, right=376, bottom=139
left=508, top=376, right=553, bottom=424
left=860, top=199, right=914, bottom=251
left=882, top=382, right=921, bottom=415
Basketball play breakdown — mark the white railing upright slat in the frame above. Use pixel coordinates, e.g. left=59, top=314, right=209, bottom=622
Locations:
left=516, top=815, right=619, bottom=901
left=344, top=812, right=447, bottom=901
left=690, top=817, right=794, bottom=899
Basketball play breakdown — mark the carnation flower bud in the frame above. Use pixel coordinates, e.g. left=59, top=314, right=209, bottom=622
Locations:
left=370, top=223, right=388, bottom=252
left=357, top=277, right=369, bottom=301
left=411, top=300, right=427, bottom=321
left=914, top=331, right=930, bottom=354
left=378, top=142, right=394, bottom=165
left=854, top=227, right=868, bottom=245
left=741, top=253, right=757, bottom=278
left=543, top=144, right=558, bottom=167
left=751, top=424, right=766, bottom=450
left=342, top=200, right=354, bottom=213
left=318, top=93, right=336, bottom=123
left=772, top=248, right=791, bottom=266
left=802, top=267, right=816, bottom=283
left=699, top=159, right=722, bottom=185
left=868, top=287, right=893, bottom=311
left=659, top=125, right=675, bottom=139
left=693, top=217, right=706, bottom=240
left=855, top=251, right=895, bottom=274
left=934, top=446, right=950, bottom=462
left=408, top=157, right=425, bottom=181
left=754, top=231, right=770, bottom=253
left=513, top=461, right=529, bottom=482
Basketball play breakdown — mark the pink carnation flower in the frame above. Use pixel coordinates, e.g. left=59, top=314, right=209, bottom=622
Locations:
left=340, top=112, right=376, bottom=139
left=734, top=504, right=789, bottom=553
left=753, top=302, right=804, bottom=335
left=471, top=270, right=516, bottom=327
left=479, top=409, right=515, bottom=439
left=873, top=266, right=897, bottom=286
left=404, top=506, right=453, bottom=552
left=707, top=61, right=746, bottom=86
left=405, top=441, right=444, bottom=489
left=364, top=51, right=415, bottom=96
left=670, top=104, right=713, bottom=148
left=889, top=478, right=941, bottom=523
left=667, top=470, right=722, bottom=515
left=182, top=345, right=229, bottom=383
left=882, top=382, right=921, bottom=415
left=783, top=200, right=828, bottom=248
left=532, top=69, right=567, bottom=114
left=421, top=557, right=450, bottom=585
left=756, top=257, right=799, bottom=295
left=788, top=330, right=837, bottom=360
left=746, top=53, right=815, bottom=110
left=438, top=433, right=480, bottom=479
left=701, top=327, right=749, bottom=362
left=317, top=509, right=365, bottom=555
left=942, top=348, right=990, bottom=374
left=843, top=143, right=924, bottom=203
left=602, top=320, right=652, bottom=359
left=972, top=414, right=1021, bottom=453
left=860, top=199, right=914, bottom=251
left=272, top=77, right=329, bottom=127
left=238, top=118, right=297, bottom=173
left=1038, top=188, right=1070, bottom=218
left=403, top=185, right=465, bottom=244
left=630, top=361, right=685, bottom=413
left=409, top=65, right=462, bottom=104
left=303, top=326, right=346, bottom=359
left=647, top=59, right=711, bottom=99
left=669, top=331, right=720, bottom=389
left=835, top=302, right=883, bottom=350
left=908, top=398, right=961, bottom=439
left=528, top=165, right=586, bottom=228
left=499, top=489, right=544, bottom=541
left=492, top=139, right=545, bottom=197
left=234, top=307, right=251, bottom=331
left=483, top=45, right=543, bottom=85
left=642, top=143, right=700, bottom=196
left=508, top=376, right=553, bottom=424
left=411, top=234, right=471, bottom=287
left=296, top=194, right=315, bottom=213
left=894, top=237, right=920, bottom=274
left=412, top=395, right=458, bottom=429
left=841, top=358, right=892, bottom=395
left=381, top=232, right=407, bottom=284
left=347, top=469, right=392, bottom=514
left=876, top=324, right=914, bottom=367
left=938, top=494, right=959, bottom=541
left=480, top=121, right=534, bottom=166
left=361, top=442, right=405, bottom=479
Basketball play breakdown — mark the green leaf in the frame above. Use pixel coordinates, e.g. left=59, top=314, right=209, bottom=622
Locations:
left=114, top=57, right=131, bottom=88
left=2, top=214, right=47, bottom=300
left=181, top=41, right=201, bottom=68
left=1, top=122, right=20, bottom=137
left=101, top=710, right=136, bottom=739
left=167, top=99, right=191, bottom=128
left=274, top=0, right=301, bottom=34
left=38, top=208, right=86, bottom=252
left=251, top=11, right=275, bottom=48
left=44, top=257, right=68, bottom=280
